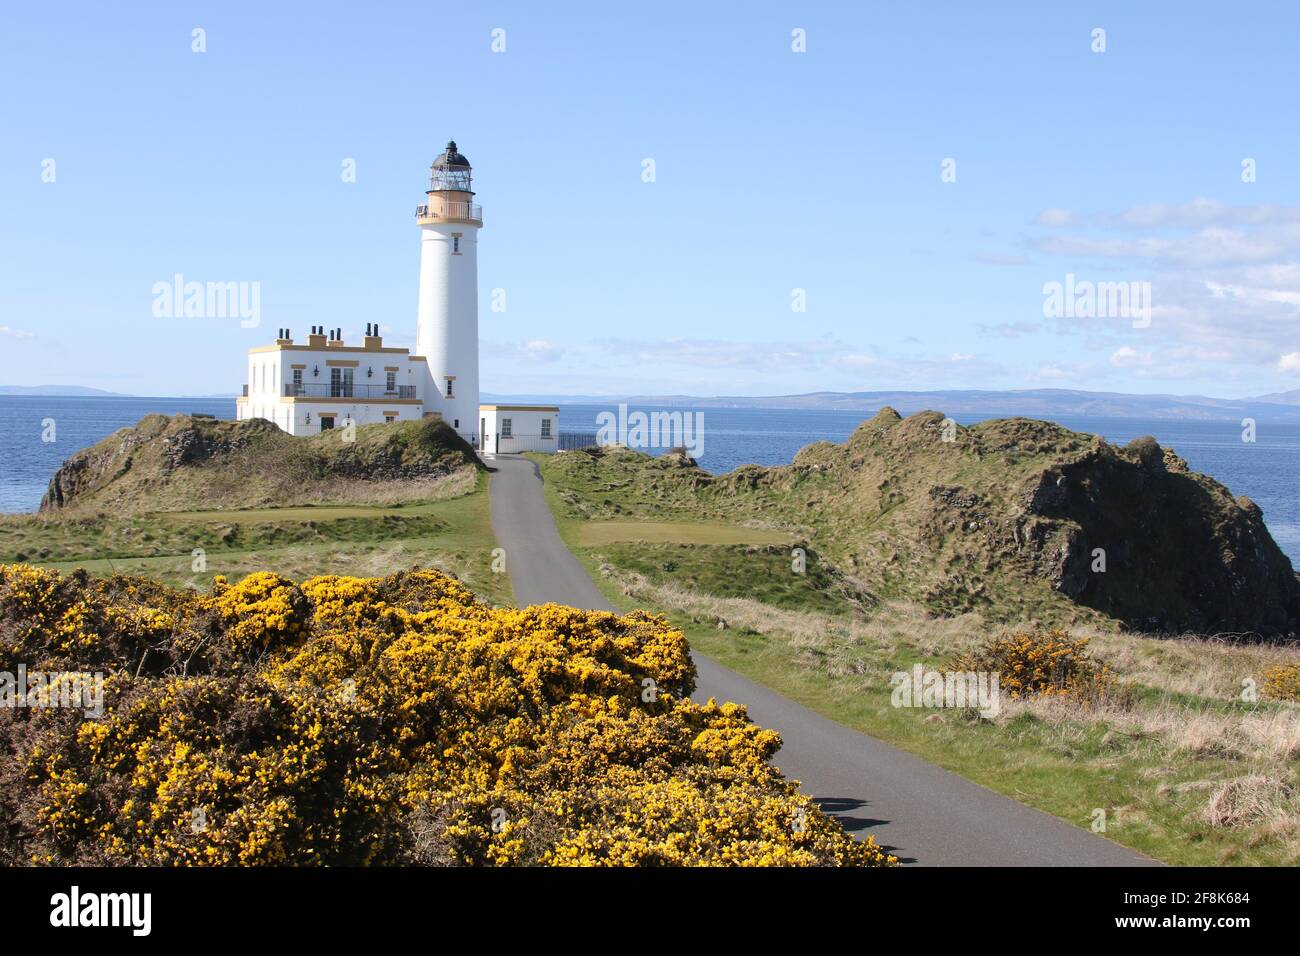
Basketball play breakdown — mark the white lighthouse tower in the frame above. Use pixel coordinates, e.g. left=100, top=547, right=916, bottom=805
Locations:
left=415, top=140, right=482, bottom=443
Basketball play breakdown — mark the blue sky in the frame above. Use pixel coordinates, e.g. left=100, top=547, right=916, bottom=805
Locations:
left=3, top=1, right=1300, bottom=398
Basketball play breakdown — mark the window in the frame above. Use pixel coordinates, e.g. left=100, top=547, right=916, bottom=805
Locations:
left=541, top=418, right=552, bottom=438
left=320, top=416, right=335, bottom=432
left=386, top=371, right=397, bottom=392
left=501, top=418, right=512, bottom=438
left=445, top=379, right=454, bottom=398
left=292, top=369, right=303, bottom=394
left=385, top=415, right=395, bottom=424
left=330, top=367, right=354, bottom=398
left=452, top=236, right=460, bottom=253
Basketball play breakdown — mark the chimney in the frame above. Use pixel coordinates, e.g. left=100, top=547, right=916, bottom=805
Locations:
left=328, top=327, right=345, bottom=348
left=363, top=322, right=383, bottom=350
left=307, top=324, right=327, bottom=349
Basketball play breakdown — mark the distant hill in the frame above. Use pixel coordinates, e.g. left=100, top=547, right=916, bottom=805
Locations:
left=1246, top=389, right=1300, bottom=406
left=484, top=387, right=1300, bottom=422
left=0, top=385, right=129, bottom=397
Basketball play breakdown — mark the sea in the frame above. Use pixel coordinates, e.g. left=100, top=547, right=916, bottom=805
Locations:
left=3, top=395, right=1298, bottom=566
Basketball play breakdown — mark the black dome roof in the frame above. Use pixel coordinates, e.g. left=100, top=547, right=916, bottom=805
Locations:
left=432, top=140, right=470, bottom=168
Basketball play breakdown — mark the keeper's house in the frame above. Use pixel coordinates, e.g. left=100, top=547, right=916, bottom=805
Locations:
left=479, top=404, right=561, bottom=454
left=236, top=325, right=427, bottom=436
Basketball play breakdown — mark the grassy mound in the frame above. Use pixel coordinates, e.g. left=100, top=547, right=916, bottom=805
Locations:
left=39, top=414, right=481, bottom=513
left=542, top=409, right=1300, bottom=636
left=0, top=563, right=890, bottom=867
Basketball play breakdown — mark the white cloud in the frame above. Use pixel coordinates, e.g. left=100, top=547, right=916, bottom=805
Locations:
left=1278, top=352, right=1300, bottom=374
left=1030, top=200, right=1300, bottom=381
left=489, top=339, right=565, bottom=363
left=0, top=326, right=34, bottom=339
left=1034, top=208, right=1075, bottom=227
left=1110, top=346, right=1152, bottom=367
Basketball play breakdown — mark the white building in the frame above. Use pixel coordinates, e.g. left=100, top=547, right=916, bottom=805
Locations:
left=236, top=325, right=424, bottom=435
left=236, top=141, right=560, bottom=447
left=479, top=405, right=560, bottom=454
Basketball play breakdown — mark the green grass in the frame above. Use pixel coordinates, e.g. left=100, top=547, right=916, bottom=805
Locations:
left=533, top=452, right=1300, bottom=866
left=573, top=520, right=793, bottom=547
left=9, top=471, right=514, bottom=607
left=592, top=542, right=871, bottom=616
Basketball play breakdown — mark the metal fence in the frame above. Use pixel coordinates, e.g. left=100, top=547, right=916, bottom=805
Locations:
left=559, top=432, right=600, bottom=451
left=415, top=201, right=483, bottom=223
left=283, top=383, right=418, bottom=399
left=483, top=432, right=600, bottom=454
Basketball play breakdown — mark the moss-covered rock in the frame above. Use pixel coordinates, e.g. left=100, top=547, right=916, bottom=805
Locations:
left=39, top=415, right=481, bottom=513
left=543, top=410, right=1300, bottom=637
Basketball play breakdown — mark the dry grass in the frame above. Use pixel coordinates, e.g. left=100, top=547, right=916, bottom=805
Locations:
left=999, top=692, right=1300, bottom=762
left=1086, top=629, right=1300, bottom=701
left=1199, top=775, right=1300, bottom=829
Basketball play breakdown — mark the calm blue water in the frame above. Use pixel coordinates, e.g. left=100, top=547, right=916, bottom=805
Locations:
left=0, top=396, right=234, bottom=514
left=2, top=396, right=1298, bottom=566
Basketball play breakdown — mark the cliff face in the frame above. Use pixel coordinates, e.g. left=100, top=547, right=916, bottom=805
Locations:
left=39, top=414, right=482, bottom=513
left=1017, top=437, right=1300, bottom=634
left=545, top=409, right=1300, bottom=637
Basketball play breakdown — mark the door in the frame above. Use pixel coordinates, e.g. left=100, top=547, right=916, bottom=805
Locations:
left=480, top=418, right=486, bottom=451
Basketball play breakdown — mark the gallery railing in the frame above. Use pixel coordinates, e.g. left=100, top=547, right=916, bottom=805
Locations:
left=283, top=383, right=417, bottom=400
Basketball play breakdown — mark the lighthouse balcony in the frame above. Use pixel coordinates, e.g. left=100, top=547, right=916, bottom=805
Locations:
left=283, top=383, right=418, bottom=400
left=415, top=200, right=482, bottom=224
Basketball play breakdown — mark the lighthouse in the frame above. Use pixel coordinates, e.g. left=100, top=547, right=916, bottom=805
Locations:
left=415, top=140, right=482, bottom=443
left=236, top=142, right=560, bottom=448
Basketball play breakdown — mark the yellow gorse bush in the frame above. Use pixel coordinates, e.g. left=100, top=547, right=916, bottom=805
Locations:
left=949, top=627, right=1117, bottom=703
left=1261, top=662, right=1300, bottom=703
left=0, top=563, right=891, bottom=867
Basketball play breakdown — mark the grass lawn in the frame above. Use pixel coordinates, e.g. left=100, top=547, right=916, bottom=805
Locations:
left=8, top=471, right=515, bottom=607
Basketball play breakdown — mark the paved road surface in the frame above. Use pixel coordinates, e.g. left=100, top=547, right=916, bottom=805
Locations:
left=487, top=454, right=1155, bottom=866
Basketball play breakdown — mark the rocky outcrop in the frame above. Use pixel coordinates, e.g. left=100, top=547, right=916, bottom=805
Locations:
left=39, top=414, right=481, bottom=513
left=1017, top=437, right=1300, bottom=635
left=546, top=409, right=1300, bottom=638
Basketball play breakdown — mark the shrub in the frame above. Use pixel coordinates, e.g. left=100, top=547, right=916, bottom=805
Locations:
left=0, top=564, right=891, bottom=867
left=1261, top=662, right=1300, bottom=703
left=949, top=627, right=1117, bottom=703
